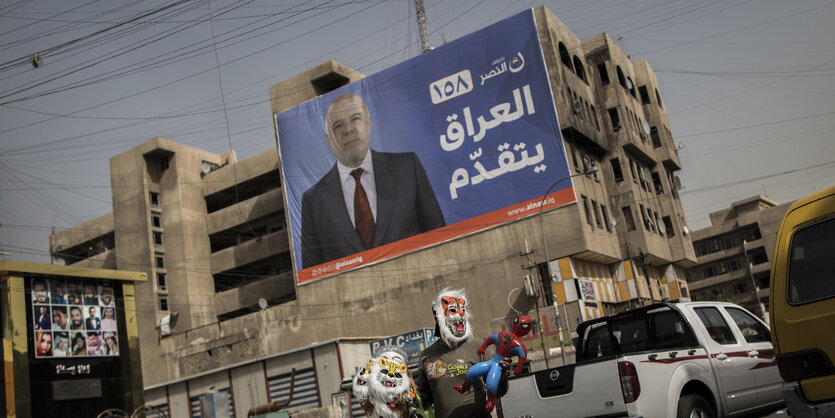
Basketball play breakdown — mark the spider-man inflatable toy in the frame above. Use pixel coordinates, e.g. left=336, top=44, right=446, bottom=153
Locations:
left=454, top=315, right=532, bottom=412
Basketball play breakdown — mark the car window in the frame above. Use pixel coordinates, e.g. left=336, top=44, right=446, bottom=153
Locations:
left=583, top=322, right=616, bottom=359
left=725, top=307, right=770, bottom=343
left=788, top=217, right=835, bottom=305
left=612, top=313, right=650, bottom=353
left=694, top=307, right=736, bottom=345
left=649, top=309, right=692, bottom=349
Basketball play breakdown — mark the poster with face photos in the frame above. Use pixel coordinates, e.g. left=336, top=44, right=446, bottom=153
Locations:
left=30, top=277, right=120, bottom=358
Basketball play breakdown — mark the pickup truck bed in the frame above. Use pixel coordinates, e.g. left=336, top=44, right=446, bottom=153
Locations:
left=501, top=302, right=783, bottom=418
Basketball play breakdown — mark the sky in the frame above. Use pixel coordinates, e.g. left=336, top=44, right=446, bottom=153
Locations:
left=1, top=0, right=833, bottom=263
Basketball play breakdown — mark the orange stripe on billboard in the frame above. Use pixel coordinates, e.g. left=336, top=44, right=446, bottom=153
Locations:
left=298, top=187, right=575, bottom=284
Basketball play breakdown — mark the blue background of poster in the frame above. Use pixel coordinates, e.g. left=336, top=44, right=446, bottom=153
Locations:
left=275, top=9, right=572, bottom=271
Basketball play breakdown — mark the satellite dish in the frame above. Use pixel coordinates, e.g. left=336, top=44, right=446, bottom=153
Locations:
left=673, top=175, right=683, bottom=190
left=258, top=298, right=268, bottom=310
left=641, top=120, right=651, bottom=135
left=683, top=226, right=690, bottom=236
left=201, top=161, right=213, bottom=175
left=572, top=100, right=583, bottom=115
left=625, top=77, right=634, bottom=90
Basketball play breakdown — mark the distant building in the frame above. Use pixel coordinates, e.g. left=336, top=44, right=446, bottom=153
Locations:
left=685, top=195, right=792, bottom=316
left=49, top=6, right=695, bottom=417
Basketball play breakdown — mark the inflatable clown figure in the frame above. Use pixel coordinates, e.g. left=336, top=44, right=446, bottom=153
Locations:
left=454, top=315, right=532, bottom=412
left=352, top=346, right=416, bottom=418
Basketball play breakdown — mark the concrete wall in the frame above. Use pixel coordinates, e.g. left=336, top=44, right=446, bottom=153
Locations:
left=50, top=212, right=114, bottom=255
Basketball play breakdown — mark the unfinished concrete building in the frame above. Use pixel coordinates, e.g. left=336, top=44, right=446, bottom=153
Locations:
left=685, top=195, right=793, bottom=318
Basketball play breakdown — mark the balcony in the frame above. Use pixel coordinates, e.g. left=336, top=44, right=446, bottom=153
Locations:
left=687, top=268, right=748, bottom=292
left=214, top=272, right=295, bottom=318
left=696, top=245, right=743, bottom=265
left=210, top=229, right=290, bottom=275
left=207, top=188, right=284, bottom=235
left=64, top=249, right=117, bottom=270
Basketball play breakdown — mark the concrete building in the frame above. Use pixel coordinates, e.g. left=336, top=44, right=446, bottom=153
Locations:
left=685, top=195, right=792, bottom=318
left=49, top=6, right=695, bottom=416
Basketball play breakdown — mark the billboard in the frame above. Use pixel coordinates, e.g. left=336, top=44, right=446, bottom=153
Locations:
left=30, top=277, right=120, bottom=358
left=276, top=9, right=573, bottom=284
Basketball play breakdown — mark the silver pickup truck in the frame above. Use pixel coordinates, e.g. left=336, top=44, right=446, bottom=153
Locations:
left=501, top=302, right=784, bottom=418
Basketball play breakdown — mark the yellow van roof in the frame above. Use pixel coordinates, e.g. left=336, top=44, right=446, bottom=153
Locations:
left=787, top=185, right=835, bottom=213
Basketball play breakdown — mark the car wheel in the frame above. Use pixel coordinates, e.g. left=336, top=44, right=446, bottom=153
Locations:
left=677, top=394, right=715, bottom=418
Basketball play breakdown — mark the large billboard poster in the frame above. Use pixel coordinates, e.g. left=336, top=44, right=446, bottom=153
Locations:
left=29, top=277, right=120, bottom=358
left=276, top=9, right=574, bottom=284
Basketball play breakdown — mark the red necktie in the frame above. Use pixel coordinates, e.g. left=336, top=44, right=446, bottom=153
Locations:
left=351, top=168, right=375, bottom=250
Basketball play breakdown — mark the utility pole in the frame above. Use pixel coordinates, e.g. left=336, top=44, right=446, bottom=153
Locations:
left=639, top=249, right=655, bottom=304
left=520, top=239, right=550, bottom=369
left=742, top=240, right=768, bottom=323
left=414, top=0, right=432, bottom=53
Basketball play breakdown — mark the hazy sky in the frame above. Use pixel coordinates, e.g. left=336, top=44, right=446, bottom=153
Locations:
left=1, top=0, right=833, bottom=263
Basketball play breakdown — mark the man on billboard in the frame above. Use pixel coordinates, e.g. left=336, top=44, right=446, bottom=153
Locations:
left=300, top=93, right=446, bottom=268
left=69, top=306, right=84, bottom=330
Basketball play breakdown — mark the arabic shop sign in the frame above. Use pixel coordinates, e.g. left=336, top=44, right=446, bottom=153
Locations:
left=56, top=364, right=92, bottom=376
left=370, top=328, right=438, bottom=365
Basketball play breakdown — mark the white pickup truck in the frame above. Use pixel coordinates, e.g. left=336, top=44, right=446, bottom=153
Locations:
left=501, top=302, right=784, bottom=418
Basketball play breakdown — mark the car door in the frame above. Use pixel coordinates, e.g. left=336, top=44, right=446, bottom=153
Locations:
left=724, top=306, right=783, bottom=406
left=692, top=305, right=760, bottom=414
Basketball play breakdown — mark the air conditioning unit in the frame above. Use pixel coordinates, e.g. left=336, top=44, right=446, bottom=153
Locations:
left=523, top=275, right=538, bottom=297
left=660, top=285, right=670, bottom=300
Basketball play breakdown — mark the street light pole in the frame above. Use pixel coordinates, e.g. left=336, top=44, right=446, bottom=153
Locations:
left=538, top=159, right=598, bottom=366
left=742, top=240, right=768, bottom=322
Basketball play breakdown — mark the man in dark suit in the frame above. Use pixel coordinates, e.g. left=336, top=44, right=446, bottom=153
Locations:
left=301, top=93, right=445, bottom=269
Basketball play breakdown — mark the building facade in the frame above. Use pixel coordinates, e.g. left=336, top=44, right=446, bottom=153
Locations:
left=685, top=195, right=792, bottom=318
left=49, top=6, right=695, bottom=416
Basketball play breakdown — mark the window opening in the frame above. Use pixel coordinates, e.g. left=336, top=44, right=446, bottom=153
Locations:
left=610, top=158, right=623, bottom=182
left=663, top=216, right=674, bottom=238
left=607, top=107, right=621, bottom=131
left=573, top=56, right=587, bottom=82
left=639, top=86, right=651, bottom=105
left=652, top=172, right=663, bottom=194
left=651, top=126, right=661, bottom=148
left=597, top=63, right=609, bottom=84
left=622, top=207, right=636, bottom=231
left=157, top=273, right=167, bottom=291
left=601, top=205, right=611, bottom=231
left=582, top=195, right=593, bottom=226
left=559, top=42, right=572, bottom=68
